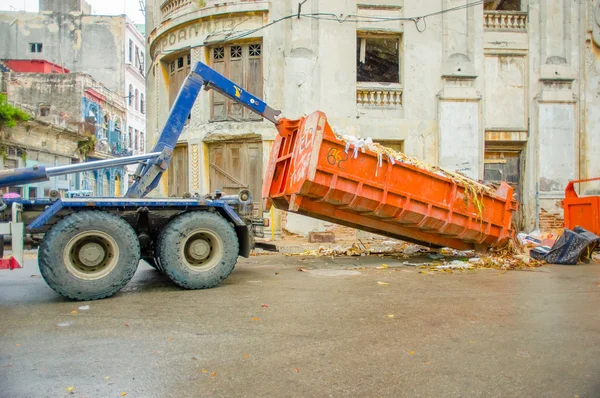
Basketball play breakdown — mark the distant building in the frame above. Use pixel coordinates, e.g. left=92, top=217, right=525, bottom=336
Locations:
left=0, top=0, right=147, bottom=172
left=1, top=63, right=128, bottom=197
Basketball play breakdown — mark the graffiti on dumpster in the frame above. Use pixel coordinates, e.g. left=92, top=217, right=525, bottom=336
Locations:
left=290, top=126, right=315, bottom=185
left=326, top=148, right=348, bottom=170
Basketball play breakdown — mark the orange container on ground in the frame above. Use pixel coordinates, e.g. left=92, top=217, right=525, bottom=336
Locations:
left=263, top=111, right=518, bottom=250
left=563, top=177, right=600, bottom=235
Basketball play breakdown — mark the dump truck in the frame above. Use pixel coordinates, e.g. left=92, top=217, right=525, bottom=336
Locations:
left=0, top=62, right=518, bottom=301
left=0, top=62, right=280, bottom=300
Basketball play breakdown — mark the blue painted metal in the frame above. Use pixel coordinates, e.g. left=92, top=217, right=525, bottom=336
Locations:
left=125, top=62, right=281, bottom=199
left=0, top=153, right=160, bottom=189
left=193, top=62, right=281, bottom=123
left=0, top=166, right=48, bottom=188
left=22, top=197, right=246, bottom=230
left=28, top=199, right=65, bottom=230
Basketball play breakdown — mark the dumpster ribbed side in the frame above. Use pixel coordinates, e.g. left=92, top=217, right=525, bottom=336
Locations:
left=263, top=111, right=517, bottom=250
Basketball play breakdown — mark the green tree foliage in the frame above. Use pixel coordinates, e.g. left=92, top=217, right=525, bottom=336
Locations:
left=0, top=94, right=29, bottom=128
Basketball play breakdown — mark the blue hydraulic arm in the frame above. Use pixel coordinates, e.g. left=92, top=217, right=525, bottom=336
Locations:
left=125, top=62, right=281, bottom=198
left=0, top=152, right=161, bottom=189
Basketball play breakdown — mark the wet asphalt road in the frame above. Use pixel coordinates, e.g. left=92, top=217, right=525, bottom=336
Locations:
left=1, top=254, right=599, bottom=398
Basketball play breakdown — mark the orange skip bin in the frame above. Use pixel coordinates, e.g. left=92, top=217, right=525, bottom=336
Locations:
left=263, top=111, right=518, bottom=251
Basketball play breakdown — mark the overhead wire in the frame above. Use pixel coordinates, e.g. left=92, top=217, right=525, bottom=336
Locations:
left=148, top=0, right=497, bottom=73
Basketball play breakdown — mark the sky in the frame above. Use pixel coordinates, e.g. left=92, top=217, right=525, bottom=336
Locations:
left=0, top=0, right=145, bottom=24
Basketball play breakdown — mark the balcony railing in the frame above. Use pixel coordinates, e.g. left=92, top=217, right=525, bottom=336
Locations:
left=161, top=0, right=192, bottom=19
left=357, top=86, right=403, bottom=108
left=484, top=11, right=527, bottom=31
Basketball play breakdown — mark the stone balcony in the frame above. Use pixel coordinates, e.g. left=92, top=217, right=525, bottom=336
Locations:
left=484, top=11, right=527, bottom=32
left=356, top=85, right=403, bottom=108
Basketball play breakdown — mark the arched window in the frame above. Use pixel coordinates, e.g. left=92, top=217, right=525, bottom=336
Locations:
left=128, top=84, right=133, bottom=107
left=134, top=89, right=139, bottom=111
left=140, top=94, right=145, bottom=114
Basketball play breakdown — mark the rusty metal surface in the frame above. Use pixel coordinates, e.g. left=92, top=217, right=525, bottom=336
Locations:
left=263, top=111, right=518, bottom=250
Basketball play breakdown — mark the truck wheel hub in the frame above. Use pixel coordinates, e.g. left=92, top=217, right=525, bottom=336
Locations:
left=79, top=242, right=105, bottom=267
left=188, top=239, right=211, bottom=260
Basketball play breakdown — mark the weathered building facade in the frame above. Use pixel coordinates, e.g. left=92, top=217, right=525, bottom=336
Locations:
left=145, top=0, right=600, bottom=236
left=0, top=0, right=147, bottom=168
left=1, top=69, right=129, bottom=197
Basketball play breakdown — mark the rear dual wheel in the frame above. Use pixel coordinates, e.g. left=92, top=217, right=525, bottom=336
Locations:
left=39, top=211, right=140, bottom=301
left=156, top=211, right=239, bottom=289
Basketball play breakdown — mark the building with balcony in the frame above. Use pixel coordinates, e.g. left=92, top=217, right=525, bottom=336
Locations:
left=145, top=0, right=600, bottom=236
left=1, top=65, right=130, bottom=197
left=0, top=0, right=147, bottom=172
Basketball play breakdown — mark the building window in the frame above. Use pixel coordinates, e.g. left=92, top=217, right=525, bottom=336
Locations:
left=134, top=89, right=139, bottom=111
left=129, top=39, right=133, bottom=63
left=140, top=51, right=145, bottom=74
left=135, top=46, right=140, bottom=68
left=140, top=94, right=145, bottom=114
left=357, top=35, right=400, bottom=83
left=140, top=132, right=144, bottom=152
left=134, top=129, right=139, bottom=150
left=166, top=51, right=192, bottom=110
left=213, top=47, right=224, bottom=60
left=485, top=0, right=522, bottom=11
left=39, top=105, right=50, bottom=116
left=29, top=43, right=43, bottom=53
left=128, top=127, right=133, bottom=148
left=128, top=84, right=133, bottom=106
left=210, top=42, right=263, bottom=121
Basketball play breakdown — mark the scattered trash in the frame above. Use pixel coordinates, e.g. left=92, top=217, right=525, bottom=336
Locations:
left=468, top=257, right=480, bottom=262
left=244, top=353, right=249, bottom=359
left=57, top=321, right=72, bottom=327
left=409, top=351, right=415, bottom=355
left=252, top=317, right=260, bottom=321
left=104, top=376, right=110, bottom=380
left=78, top=305, right=90, bottom=310
left=293, top=368, right=299, bottom=373
left=377, top=281, right=390, bottom=286
left=71, top=310, right=78, bottom=315
left=202, top=369, right=208, bottom=373
left=296, top=268, right=309, bottom=272
left=428, top=253, right=444, bottom=260
left=530, top=227, right=599, bottom=265
left=120, top=393, right=127, bottom=397
left=211, top=372, right=216, bottom=378
left=30, top=274, right=41, bottom=278
left=403, top=245, right=423, bottom=255
left=376, top=264, right=389, bottom=269
left=261, top=304, right=269, bottom=308
left=66, top=386, right=74, bottom=393
left=387, top=314, right=394, bottom=318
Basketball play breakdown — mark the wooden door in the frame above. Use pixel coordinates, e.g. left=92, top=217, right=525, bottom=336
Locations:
left=208, top=142, right=263, bottom=216
left=168, top=145, right=189, bottom=197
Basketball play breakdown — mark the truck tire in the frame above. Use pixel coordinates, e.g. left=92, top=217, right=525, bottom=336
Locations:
left=156, top=211, right=239, bottom=289
left=38, top=211, right=140, bottom=301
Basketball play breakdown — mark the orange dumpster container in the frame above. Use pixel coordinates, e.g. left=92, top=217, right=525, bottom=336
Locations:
left=563, top=177, right=600, bottom=235
left=263, top=111, right=518, bottom=251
